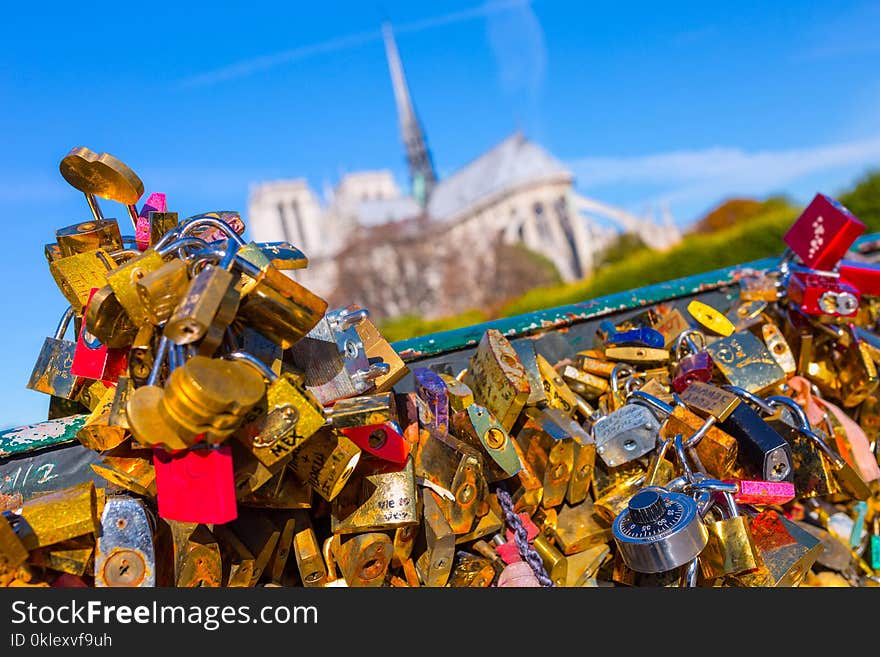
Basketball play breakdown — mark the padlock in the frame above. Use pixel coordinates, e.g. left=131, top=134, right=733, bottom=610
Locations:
left=327, top=393, right=408, bottom=464
left=561, top=364, right=609, bottom=399
left=288, top=428, right=361, bottom=502
left=134, top=193, right=168, bottom=249
left=633, top=387, right=739, bottom=480
left=94, top=496, right=156, bottom=587
left=49, top=248, right=115, bottom=314
left=10, top=481, right=100, bottom=550
left=733, top=509, right=822, bottom=587
left=104, top=246, right=168, bottom=326
left=567, top=421, right=598, bottom=505
left=515, top=407, right=577, bottom=508
left=454, top=500, right=504, bottom=544
left=83, top=284, right=138, bottom=349
left=565, top=543, right=611, bottom=587
left=212, top=524, right=256, bottom=587
left=575, top=351, right=617, bottom=377
left=591, top=402, right=659, bottom=468
left=782, top=192, right=865, bottom=270
left=450, top=552, right=496, bottom=587
left=229, top=351, right=326, bottom=468
left=55, top=218, right=124, bottom=258
left=76, top=382, right=127, bottom=451
left=536, top=354, right=580, bottom=416
left=230, top=441, right=278, bottom=497
left=512, top=339, right=550, bottom=406
left=703, top=386, right=794, bottom=482
left=26, top=306, right=85, bottom=400
left=686, top=299, right=735, bottom=337
left=233, top=251, right=327, bottom=349
left=761, top=321, right=797, bottom=376
left=765, top=395, right=870, bottom=499
left=90, top=455, right=156, bottom=498
left=725, top=299, right=769, bottom=332
left=723, top=478, right=795, bottom=505
left=612, top=486, right=708, bottom=573
left=599, top=321, right=666, bottom=349
left=793, top=520, right=856, bottom=575
left=286, top=306, right=384, bottom=404
left=671, top=329, right=714, bottom=393
left=836, top=329, right=879, bottom=407
left=0, top=515, right=29, bottom=575
left=331, top=457, right=418, bottom=533
left=415, top=490, right=455, bottom=587
left=135, top=257, right=190, bottom=326
left=293, top=516, right=327, bottom=588
left=462, top=328, right=531, bottom=432
left=59, top=146, right=144, bottom=227
left=705, top=330, right=786, bottom=395
left=333, top=532, right=393, bottom=588
left=439, top=374, right=475, bottom=413
left=226, top=510, right=281, bottom=585
left=532, top=533, right=567, bottom=586
left=869, top=516, right=880, bottom=571
left=413, top=367, right=449, bottom=437
left=163, top=522, right=223, bottom=588
left=264, top=511, right=297, bottom=585
left=552, top=499, right=613, bottom=555
left=237, top=466, right=312, bottom=509
left=698, top=489, right=762, bottom=579
left=70, top=287, right=128, bottom=383
left=352, top=314, right=409, bottom=393
left=604, top=345, right=669, bottom=365
left=28, top=538, right=94, bottom=576
left=593, top=471, right=647, bottom=524
left=787, top=269, right=860, bottom=317
left=450, top=404, right=522, bottom=482
left=153, top=444, right=237, bottom=524
left=159, top=355, right=266, bottom=445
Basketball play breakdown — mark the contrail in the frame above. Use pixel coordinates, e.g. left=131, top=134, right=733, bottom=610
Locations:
left=176, top=0, right=532, bottom=89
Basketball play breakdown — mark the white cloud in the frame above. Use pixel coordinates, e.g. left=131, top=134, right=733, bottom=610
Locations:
left=569, top=136, right=880, bottom=215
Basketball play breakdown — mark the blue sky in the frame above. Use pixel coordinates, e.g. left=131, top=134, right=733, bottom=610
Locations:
left=2, top=0, right=880, bottom=429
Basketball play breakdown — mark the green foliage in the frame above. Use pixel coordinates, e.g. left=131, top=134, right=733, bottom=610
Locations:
left=594, top=232, right=648, bottom=266
left=378, top=309, right=489, bottom=343
left=839, top=169, right=880, bottom=232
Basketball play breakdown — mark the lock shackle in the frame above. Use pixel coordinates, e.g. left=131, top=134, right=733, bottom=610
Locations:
left=107, top=248, right=142, bottom=263
left=673, top=329, right=706, bottom=360
left=180, top=216, right=246, bottom=246
left=224, top=351, right=279, bottom=382
left=156, top=236, right=209, bottom=258
left=765, top=395, right=811, bottom=429
left=153, top=225, right=183, bottom=251
left=351, top=362, right=392, bottom=383
left=53, top=306, right=76, bottom=340
left=720, top=385, right=775, bottom=415
left=146, top=336, right=171, bottom=386
left=609, top=363, right=635, bottom=392
left=323, top=535, right=340, bottom=583
left=672, top=434, right=696, bottom=484
left=328, top=306, right=370, bottom=331
left=628, top=389, right=673, bottom=416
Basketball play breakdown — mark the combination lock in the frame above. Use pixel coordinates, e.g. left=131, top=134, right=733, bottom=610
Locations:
left=612, top=487, right=708, bottom=573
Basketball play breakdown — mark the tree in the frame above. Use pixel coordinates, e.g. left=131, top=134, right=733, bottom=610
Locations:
left=839, top=169, right=880, bottom=232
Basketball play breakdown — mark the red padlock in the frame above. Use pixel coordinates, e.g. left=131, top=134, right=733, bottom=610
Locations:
left=839, top=259, right=880, bottom=297
left=783, top=193, right=865, bottom=270
left=70, top=288, right=128, bottom=382
left=786, top=270, right=860, bottom=317
left=672, top=330, right=713, bottom=393
left=339, top=422, right=409, bottom=465
left=153, top=444, right=237, bottom=524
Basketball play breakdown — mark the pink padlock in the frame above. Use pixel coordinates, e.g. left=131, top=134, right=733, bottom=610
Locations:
left=340, top=423, right=409, bottom=465
left=724, top=479, right=795, bottom=505
left=153, top=444, right=237, bottom=524
left=70, top=288, right=128, bottom=382
left=135, top=192, right=167, bottom=250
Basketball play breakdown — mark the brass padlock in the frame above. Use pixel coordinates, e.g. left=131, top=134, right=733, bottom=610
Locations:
left=732, top=509, right=822, bottom=587
left=292, top=512, right=326, bottom=588
left=450, top=552, right=496, bottom=587
left=213, top=524, right=256, bottom=587
left=55, top=218, right=124, bottom=257
left=705, top=330, right=786, bottom=395
left=333, top=532, right=393, bottom=588
left=105, top=247, right=167, bottom=325
left=512, top=339, right=550, bottom=406
left=11, top=482, right=100, bottom=550
left=536, top=354, right=579, bottom=416
left=699, top=491, right=762, bottom=580
left=288, top=428, right=362, bottom=502
left=48, top=248, right=114, bottom=314
left=237, top=467, right=312, bottom=509
left=0, top=516, right=29, bottom=576
left=439, top=374, right=475, bottom=413
left=28, top=537, right=94, bottom=576
left=83, top=285, right=138, bottom=349
left=227, top=510, right=281, bottom=586
left=165, top=258, right=240, bottom=347
left=135, top=257, right=190, bottom=326
left=450, top=404, right=522, bottom=482
left=353, top=314, right=409, bottom=393
left=331, top=457, right=419, bottom=534
left=462, top=329, right=531, bottom=432
left=164, top=522, right=223, bottom=588
left=90, top=455, right=156, bottom=498
left=415, top=490, right=455, bottom=587
left=533, top=533, right=567, bottom=586
left=515, top=407, right=578, bottom=508
left=552, top=499, right=613, bottom=556
left=77, top=382, right=128, bottom=451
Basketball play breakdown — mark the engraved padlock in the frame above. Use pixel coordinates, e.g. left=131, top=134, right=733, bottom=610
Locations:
left=26, top=306, right=85, bottom=400
left=591, top=402, right=659, bottom=468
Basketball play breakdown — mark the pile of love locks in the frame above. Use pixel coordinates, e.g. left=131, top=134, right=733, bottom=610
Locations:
left=1, top=146, right=880, bottom=588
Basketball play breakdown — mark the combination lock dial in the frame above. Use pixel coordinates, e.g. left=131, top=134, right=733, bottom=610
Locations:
left=612, top=488, right=708, bottom=573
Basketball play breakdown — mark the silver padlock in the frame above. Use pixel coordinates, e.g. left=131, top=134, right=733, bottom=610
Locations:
left=94, top=496, right=156, bottom=587
left=612, top=486, right=708, bottom=574
left=592, top=403, right=659, bottom=467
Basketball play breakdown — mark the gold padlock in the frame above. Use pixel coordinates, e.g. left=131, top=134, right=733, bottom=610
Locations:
left=213, top=524, right=256, bottom=587
left=333, top=532, right=393, bottom=588
left=331, top=457, right=419, bottom=534
left=13, top=482, right=100, bottom=550
left=731, top=509, right=822, bottom=587
left=28, top=538, right=94, bottom=576
left=552, top=500, right=613, bottom=555
left=288, top=428, right=361, bottom=502
left=90, top=455, right=156, bottom=498
left=463, top=329, right=531, bottom=432
left=699, top=492, right=762, bottom=580
left=135, top=258, right=190, bottom=327
left=49, top=248, right=114, bottom=314
left=415, top=490, right=455, bottom=587
left=77, top=383, right=128, bottom=451
left=292, top=513, right=326, bottom=588
left=515, top=407, right=576, bottom=509
left=439, top=374, right=475, bottom=413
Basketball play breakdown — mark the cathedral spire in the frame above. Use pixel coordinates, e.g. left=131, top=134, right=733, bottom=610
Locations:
left=382, top=22, right=436, bottom=207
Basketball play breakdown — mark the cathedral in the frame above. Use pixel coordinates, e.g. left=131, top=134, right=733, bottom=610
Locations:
left=247, top=24, right=680, bottom=319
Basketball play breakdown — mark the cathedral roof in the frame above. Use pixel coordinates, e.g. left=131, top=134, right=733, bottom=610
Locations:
left=427, top=132, right=572, bottom=221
